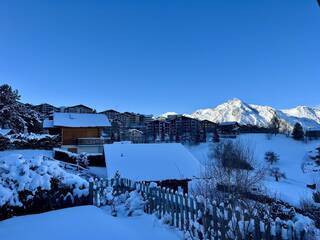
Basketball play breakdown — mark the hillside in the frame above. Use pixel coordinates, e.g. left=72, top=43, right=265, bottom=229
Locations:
left=187, top=133, right=320, bottom=206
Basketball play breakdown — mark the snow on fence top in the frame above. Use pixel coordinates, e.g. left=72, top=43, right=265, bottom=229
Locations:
left=0, top=128, right=12, bottom=136
left=104, top=143, right=201, bottom=181
left=44, top=112, right=111, bottom=128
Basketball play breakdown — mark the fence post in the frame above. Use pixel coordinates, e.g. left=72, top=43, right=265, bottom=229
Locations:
left=212, top=202, right=219, bottom=240
left=179, top=194, right=185, bottom=231
left=254, top=216, right=261, bottom=240
left=175, top=192, right=180, bottom=229
left=169, top=190, right=175, bottom=226
left=88, top=181, right=94, bottom=205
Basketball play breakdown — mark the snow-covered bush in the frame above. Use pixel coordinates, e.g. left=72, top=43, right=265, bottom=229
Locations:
left=76, top=153, right=89, bottom=168
left=0, top=153, right=89, bottom=220
left=265, top=151, right=279, bottom=165
left=0, top=133, right=60, bottom=150
left=53, top=148, right=105, bottom=167
left=98, top=187, right=145, bottom=217
left=9, top=133, right=60, bottom=150
left=124, top=190, right=146, bottom=216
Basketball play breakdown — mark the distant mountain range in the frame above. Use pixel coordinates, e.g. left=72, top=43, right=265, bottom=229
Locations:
left=162, top=99, right=320, bottom=129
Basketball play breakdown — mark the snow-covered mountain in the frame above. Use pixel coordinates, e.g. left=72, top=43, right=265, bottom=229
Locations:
left=189, top=98, right=320, bottom=129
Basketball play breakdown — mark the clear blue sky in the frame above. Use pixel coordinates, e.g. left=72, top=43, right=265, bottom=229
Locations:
left=0, top=0, right=319, bottom=115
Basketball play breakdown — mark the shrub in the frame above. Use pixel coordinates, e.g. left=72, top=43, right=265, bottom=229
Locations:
left=292, top=123, right=304, bottom=140
left=201, top=140, right=266, bottom=197
left=270, top=167, right=286, bottom=182
left=265, top=151, right=279, bottom=165
left=313, top=191, right=320, bottom=203
left=0, top=154, right=89, bottom=220
left=0, top=136, right=10, bottom=150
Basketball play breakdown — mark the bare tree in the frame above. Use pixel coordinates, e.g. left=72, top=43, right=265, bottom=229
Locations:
left=194, top=140, right=266, bottom=200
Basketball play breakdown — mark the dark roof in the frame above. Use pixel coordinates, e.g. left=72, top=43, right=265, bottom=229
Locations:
left=67, top=104, right=94, bottom=111
left=201, top=119, right=217, bottom=124
left=100, top=109, right=120, bottom=114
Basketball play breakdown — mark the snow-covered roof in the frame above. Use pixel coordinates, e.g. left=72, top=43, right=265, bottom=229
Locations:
left=44, top=113, right=111, bottom=128
left=0, top=128, right=12, bottom=136
left=104, top=143, right=201, bottom=181
left=43, top=119, right=54, bottom=128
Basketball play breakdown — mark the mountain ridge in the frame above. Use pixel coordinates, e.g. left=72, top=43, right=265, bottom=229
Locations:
left=162, top=98, right=320, bottom=129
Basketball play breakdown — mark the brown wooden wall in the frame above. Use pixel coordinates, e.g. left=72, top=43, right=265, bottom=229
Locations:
left=61, top=127, right=101, bottom=145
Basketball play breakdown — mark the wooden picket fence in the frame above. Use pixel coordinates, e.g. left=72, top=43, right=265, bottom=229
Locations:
left=89, top=178, right=310, bottom=240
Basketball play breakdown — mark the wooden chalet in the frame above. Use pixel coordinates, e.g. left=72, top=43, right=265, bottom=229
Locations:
left=43, top=112, right=111, bottom=153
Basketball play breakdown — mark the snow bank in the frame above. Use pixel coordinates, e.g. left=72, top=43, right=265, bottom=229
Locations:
left=0, top=153, right=88, bottom=207
left=0, top=206, right=181, bottom=240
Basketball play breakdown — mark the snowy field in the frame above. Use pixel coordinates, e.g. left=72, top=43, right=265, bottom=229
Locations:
left=0, top=206, right=182, bottom=240
left=188, top=134, right=320, bottom=206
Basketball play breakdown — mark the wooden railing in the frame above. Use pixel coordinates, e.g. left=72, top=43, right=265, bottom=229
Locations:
left=77, top=138, right=110, bottom=145
left=89, top=178, right=310, bottom=240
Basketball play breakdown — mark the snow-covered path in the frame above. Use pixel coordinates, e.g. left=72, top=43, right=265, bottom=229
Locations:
left=0, top=206, right=182, bottom=240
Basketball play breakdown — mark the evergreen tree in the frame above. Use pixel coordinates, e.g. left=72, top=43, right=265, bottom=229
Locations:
left=264, top=151, right=279, bottom=164
left=269, top=115, right=280, bottom=135
left=0, top=84, right=20, bottom=105
left=292, top=123, right=304, bottom=140
left=0, top=84, right=42, bottom=133
left=212, top=128, right=220, bottom=143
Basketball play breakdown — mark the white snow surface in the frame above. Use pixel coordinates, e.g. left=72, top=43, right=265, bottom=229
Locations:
left=104, top=143, right=201, bottom=181
left=190, top=98, right=320, bottom=129
left=45, top=112, right=111, bottom=128
left=0, top=206, right=182, bottom=240
left=187, top=134, right=320, bottom=206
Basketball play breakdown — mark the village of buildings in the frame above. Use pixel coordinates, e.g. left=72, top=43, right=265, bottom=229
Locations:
left=1, top=1, right=320, bottom=238
left=1, top=86, right=320, bottom=240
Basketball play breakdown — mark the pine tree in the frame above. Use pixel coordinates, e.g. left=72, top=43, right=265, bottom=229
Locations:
left=0, top=84, right=42, bottom=133
left=292, top=123, right=304, bottom=140
left=212, top=128, right=220, bottom=143
left=269, top=115, right=280, bottom=135
left=264, top=151, right=279, bottom=164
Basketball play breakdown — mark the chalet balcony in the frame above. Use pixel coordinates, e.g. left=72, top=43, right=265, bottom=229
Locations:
left=77, top=137, right=111, bottom=145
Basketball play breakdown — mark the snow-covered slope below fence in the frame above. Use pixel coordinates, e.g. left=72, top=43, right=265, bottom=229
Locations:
left=0, top=206, right=182, bottom=240
left=187, top=134, right=320, bottom=206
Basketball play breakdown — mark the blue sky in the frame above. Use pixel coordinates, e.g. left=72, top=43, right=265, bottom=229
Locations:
left=0, top=0, right=319, bottom=115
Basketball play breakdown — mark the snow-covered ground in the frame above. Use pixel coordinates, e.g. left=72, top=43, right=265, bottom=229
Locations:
left=0, top=149, right=53, bottom=159
left=187, top=134, right=320, bottom=206
left=0, top=206, right=182, bottom=240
